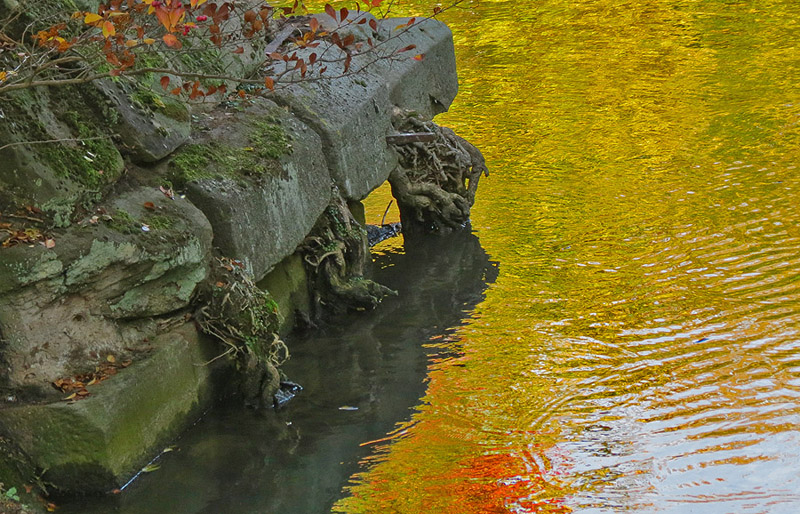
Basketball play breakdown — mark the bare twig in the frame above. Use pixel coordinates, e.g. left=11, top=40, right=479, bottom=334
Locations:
left=0, top=135, right=113, bottom=152
left=1, top=213, right=45, bottom=223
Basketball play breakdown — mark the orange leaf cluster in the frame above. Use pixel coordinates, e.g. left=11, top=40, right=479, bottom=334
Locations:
left=34, top=23, right=75, bottom=52
left=52, top=357, right=132, bottom=402
left=1, top=226, right=54, bottom=249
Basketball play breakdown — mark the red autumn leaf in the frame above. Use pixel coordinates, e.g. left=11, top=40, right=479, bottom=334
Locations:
left=340, top=7, right=349, bottom=21
left=160, top=75, right=170, bottom=90
left=170, top=86, right=182, bottom=95
left=371, top=0, right=383, bottom=6
left=215, top=3, right=230, bottom=22
left=324, top=3, right=336, bottom=20
left=397, top=44, right=416, bottom=53
left=155, top=6, right=186, bottom=32
left=369, top=18, right=378, bottom=31
left=413, top=54, right=424, bottom=61
left=233, top=46, right=244, bottom=54
left=143, top=201, right=156, bottom=210
left=238, top=89, right=246, bottom=98
left=264, top=76, right=274, bottom=90
left=309, top=17, right=320, bottom=33
left=343, top=34, right=355, bottom=47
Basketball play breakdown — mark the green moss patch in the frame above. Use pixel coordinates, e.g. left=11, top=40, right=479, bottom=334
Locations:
left=107, top=209, right=175, bottom=234
left=168, top=120, right=292, bottom=187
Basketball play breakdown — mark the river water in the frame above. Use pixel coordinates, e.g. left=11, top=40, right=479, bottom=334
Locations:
left=68, top=0, right=800, bottom=512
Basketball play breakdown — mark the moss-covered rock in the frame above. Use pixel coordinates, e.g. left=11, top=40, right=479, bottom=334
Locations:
left=0, top=87, right=125, bottom=226
left=0, top=187, right=213, bottom=393
left=0, top=324, right=231, bottom=493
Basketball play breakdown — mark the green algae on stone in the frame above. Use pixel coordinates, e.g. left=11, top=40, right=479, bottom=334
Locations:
left=168, top=120, right=292, bottom=187
left=0, top=86, right=124, bottom=226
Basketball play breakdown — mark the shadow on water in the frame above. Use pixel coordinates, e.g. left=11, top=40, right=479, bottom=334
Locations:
left=60, top=229, right=497, bottom=514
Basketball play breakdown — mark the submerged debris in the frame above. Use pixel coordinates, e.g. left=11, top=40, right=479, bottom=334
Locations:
left=366, top=222, right=402, bottom=246
left=274, top=380, right=303, bottom=409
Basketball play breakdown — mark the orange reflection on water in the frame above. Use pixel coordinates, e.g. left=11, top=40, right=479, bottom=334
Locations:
left=310, top=0, right=800, bottom=512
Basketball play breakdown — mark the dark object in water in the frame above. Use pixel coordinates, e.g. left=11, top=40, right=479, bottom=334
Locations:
left=274, top=380, right=303, bottom=408
left=366, top=223, right=402, bottom=246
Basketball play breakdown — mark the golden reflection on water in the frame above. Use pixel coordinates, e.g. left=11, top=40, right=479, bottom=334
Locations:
left=311, top=0, right=800, bottom=512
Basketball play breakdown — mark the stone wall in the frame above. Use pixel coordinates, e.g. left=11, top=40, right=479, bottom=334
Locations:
left=0, top=10, right=458, bottom=497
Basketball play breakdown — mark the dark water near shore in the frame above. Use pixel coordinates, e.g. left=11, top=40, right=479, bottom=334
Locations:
left=61, top=232, right=497, bottom=513
left=68, top=0, right=800, bottom=511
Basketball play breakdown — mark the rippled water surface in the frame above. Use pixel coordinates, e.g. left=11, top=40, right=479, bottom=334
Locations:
left=69, top=0, right=800, bottom=512
left=332, top=0, right=800, bottom=512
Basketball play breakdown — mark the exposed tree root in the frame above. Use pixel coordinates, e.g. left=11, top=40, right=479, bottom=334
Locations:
left=195, top=257, right=289, bottom=407
left=301, top=190, right=397, bottom=316
left=388, top=107, right=489, bottom=236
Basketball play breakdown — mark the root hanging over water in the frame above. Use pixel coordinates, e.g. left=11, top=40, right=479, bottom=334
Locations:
left=301, top=192, right=396, bottom=315
left=195, top=257, right=289, bottom=407
left=388, top=108, right=489, bottom=236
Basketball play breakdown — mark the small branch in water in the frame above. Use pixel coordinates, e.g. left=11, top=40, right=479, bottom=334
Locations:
left=381, top=200, right=394, bottom=226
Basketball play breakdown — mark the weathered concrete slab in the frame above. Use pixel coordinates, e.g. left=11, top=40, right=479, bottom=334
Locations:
left=169, top=100, right=331, bottom=281
left=0, top=11, right=463, bottom=497
left=380, top=17, right=459, bottom=119
left=0, top=86, right=126, bottom=227
left=271, top=17, right=458, bottom=200
left=0, top=324, right=228, bottom=493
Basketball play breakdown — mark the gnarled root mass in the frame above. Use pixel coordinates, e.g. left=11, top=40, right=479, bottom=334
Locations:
left=388, top=108, right=489, bottom=236
left=195, top=257, right=289, bottom=407
left=301, top=191, right=396, bottom=315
